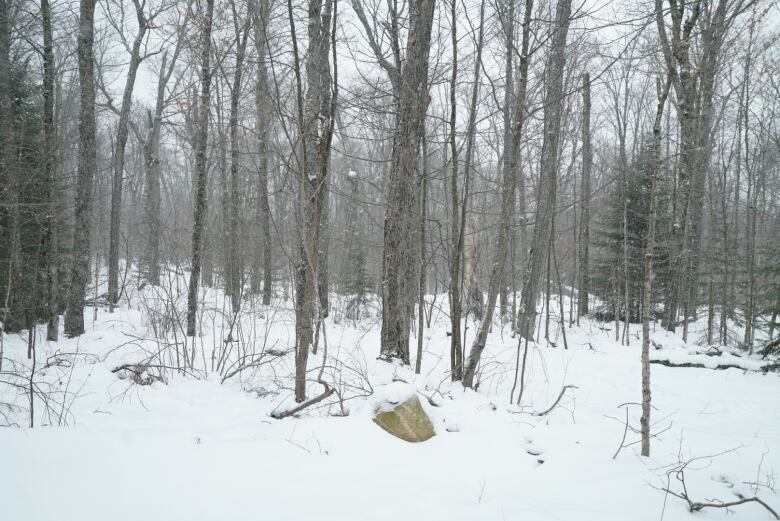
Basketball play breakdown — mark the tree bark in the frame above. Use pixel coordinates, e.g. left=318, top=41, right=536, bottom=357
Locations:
left=416, top=133, right=428, bottom=374
left=641, top=77, right=670, bottom=458
left=251, top=0, right=273, bottom=305
left=109, top=0, right=147, bottom=310
left=290, top=0, right=335, bottom=401
left=64, top=0, right=97, bottom=337
left=516, top=0, right=572, bottom=342
left=143, top=27, right=183, bottom=287
left=186, top=0, right=215, bottom=337
left=447, top=0, right=462, bottom=381
left=228, top=19, right=251, bottom=312
left=41, top=0, right=59, bottom=341
left=742, top=6, right=757, bottom=352
left=379, top=0, right=436, bottom=364
left=462, top=0, right=533, bottom=388
left=577, top=72, right=591, bottom=319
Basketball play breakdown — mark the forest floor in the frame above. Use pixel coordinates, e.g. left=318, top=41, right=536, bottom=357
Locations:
left=1, top=274, right=778, bottom=520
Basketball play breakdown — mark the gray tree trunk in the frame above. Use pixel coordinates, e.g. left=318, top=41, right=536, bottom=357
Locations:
left=186, top=0, right=215, bottom=337
left=641, top=78, right=670, bottom=458
left=462, top=0, right=533, bottom=388
left=415, top=133, right=429, bottom=374
left=577, top=72, right=591, bottom=319
left=251, top=0, right=273, bottom=305
left=143, top=30, right=183, bottom=287
left=108, top=0, right=147, bottom=309
left=655, top=0, right=701, bottom=332
left=447, top=0, right=462, bottom=381
left=516, top=0, right=572, bottom=342
left=380, top=0, right=436, bottom=363
left=498, top=0, right=515, bottom=323
left=290, top=0, right=335, bottom=401
left=228, top=20, right=251, bottom=312
left=42, top=0, right=59, bottom=341
left=64, top=0, right=97, bottom=337
left=142, top=43, right=176, bottom=286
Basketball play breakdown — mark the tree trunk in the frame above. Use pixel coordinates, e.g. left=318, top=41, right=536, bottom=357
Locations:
left=143, top=103, right=162, bottom=286
left=41, top=0, right=59, bottom=341
left=577, top=72, right=591, bottom=319
left=290, top=0, right=335, bottom=401
left=516, top=0, right=572, bottom=341
left=447, top=0, right=462, bottom=381
left=228, top=21, right=251, bottom=312
left=142, top=41, right=181, bottom=286
left=380, top=0, right=436, bottom=364
left=317, top=184, right=330, bottom=317
left=252, top=0, right=273, bottom=305
left=641, top=78, right=670, bottom=458
left=499, top=45, right=511, bottom=330
left=108, top=3, right=147, bottom=310
left=416, top=133, right=428, bottom=375
left=64, top=0, right=97, bottom=338
left=186, top=0, right=215, bottom=337
left=462, top=0, right=532, bottom=389
left=742, top=8, right=757, bottom=352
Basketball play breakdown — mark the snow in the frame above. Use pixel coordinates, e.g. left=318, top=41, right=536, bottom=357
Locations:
left=1, top=278, right=778, bottom=520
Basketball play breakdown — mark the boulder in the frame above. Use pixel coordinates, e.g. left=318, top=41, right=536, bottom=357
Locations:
left=373, top=395, right=435, bottom=443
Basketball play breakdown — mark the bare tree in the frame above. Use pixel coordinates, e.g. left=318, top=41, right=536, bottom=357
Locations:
left=290, top=0, right=336, bottom=401
left=463, top=0, right=533, bottom=388
left=448, top=0, right=486, bottom=381
left=516, top=0, right=572, bottom=342
left=142, top=22, right=184, bottom=286
left=107, top=0, right=156, bottom=310
left=641, top=77, right=671, bottom=458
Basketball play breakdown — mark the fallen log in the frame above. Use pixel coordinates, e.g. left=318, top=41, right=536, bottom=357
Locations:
left=650, top=359, right=778, bottom=373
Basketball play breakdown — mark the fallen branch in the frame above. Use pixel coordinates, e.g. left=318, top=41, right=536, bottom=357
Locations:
left=272, top=317, right=336, bottom=420
left=661, top=453, right=779, bottom=520
left=651, top=359, right=749, bottom=371
left=111, top=363, right=165, bottom=386
left=663, top=476, right=778, bottom=519
left=534, top=385, right=578, bottom=417
left=271, top=382, right=334, bottom=419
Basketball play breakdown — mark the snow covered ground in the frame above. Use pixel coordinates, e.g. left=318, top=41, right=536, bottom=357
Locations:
left=1, top=277, right=778, bottom=520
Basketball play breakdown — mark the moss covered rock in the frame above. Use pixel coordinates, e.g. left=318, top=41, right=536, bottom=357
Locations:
left=373, top=395, right=435, bottom=443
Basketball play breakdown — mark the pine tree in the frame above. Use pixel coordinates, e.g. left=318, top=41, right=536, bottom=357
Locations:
left=593, top=138, right=671, bottom=324
left=1, top=60, right=46, bottom=333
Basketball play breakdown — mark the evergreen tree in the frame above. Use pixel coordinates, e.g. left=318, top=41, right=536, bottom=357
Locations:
left=1, top=61, right=46, bottom=333
left=593, top=138, right=671, bottom=323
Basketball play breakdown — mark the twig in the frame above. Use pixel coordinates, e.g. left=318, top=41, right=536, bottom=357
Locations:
left=660, top=451, right=779, bottom=520
left=534, top=385, right=578, bottom=416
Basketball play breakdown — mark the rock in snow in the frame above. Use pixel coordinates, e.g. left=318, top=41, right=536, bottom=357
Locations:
left=373, top=395, right=435, bottom=442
